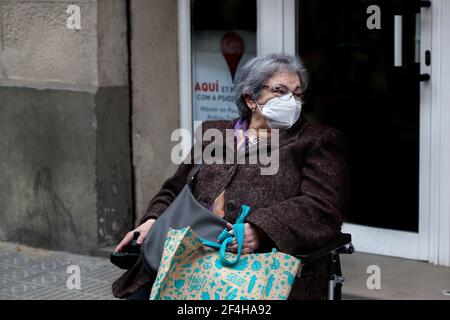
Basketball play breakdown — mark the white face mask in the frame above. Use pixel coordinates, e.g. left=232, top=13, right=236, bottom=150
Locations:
left=256, top=94, right=302, bottom=130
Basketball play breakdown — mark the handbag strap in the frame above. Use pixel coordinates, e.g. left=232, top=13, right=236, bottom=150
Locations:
left=187, top=162, right=204, bottom=190
left=200, top=204, right=250, bottom=266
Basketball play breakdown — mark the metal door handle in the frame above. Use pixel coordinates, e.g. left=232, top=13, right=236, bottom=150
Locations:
left=419, top=74, right=430, bottom=82
left=419, top=1, right=431, bottom=8
left=394, top=15, right=403, bottom=67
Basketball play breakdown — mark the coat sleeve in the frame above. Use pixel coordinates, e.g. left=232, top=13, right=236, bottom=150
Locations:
left=245, top=128, right=349, bottom=254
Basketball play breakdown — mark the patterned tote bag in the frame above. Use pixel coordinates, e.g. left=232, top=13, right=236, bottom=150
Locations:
left=149, top=205, right=301, bottom=300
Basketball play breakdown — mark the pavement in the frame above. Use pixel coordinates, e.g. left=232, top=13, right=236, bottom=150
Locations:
left=0, top=242, right=123, bottom=300
left=341, top=251, right=450, bottom=300
left=1, top=240, right=450, bottom=300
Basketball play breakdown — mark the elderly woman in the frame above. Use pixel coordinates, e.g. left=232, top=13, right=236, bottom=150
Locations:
left=112, top=53, right=348, bottom=300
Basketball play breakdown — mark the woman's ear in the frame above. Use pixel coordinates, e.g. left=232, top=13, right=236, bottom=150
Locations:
left=244, top=93, right=256, bottom=112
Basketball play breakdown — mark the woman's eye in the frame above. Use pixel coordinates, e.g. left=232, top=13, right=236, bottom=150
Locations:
left=274, top=87, right=287, bottom=94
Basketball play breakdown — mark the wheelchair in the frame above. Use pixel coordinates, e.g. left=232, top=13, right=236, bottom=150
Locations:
left=112, top=232, right=355, bottom=300
left=295, top=233, right=355, bottom=300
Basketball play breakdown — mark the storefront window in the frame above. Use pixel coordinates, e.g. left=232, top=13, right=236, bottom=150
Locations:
left=191, top=0, right=257, bottom=122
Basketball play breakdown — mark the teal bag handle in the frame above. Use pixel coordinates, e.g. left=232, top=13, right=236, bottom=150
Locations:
left=199, top=205, right=250, bottom=266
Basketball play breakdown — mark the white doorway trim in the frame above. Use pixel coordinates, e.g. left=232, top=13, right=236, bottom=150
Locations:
left=178, top=0, right=193, bottom=152
left=418, top=0, right=432, bottom=263
left=257, top=0, right=296, bottom=55
left=428, top=0, right=450, bottom=267
left=341, top=224, right=421, bottom=260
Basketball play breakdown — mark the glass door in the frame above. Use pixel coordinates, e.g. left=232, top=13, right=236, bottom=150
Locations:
left=296, top=0, right=431, bottom=259
left=191, top=0, right=257, bottom=123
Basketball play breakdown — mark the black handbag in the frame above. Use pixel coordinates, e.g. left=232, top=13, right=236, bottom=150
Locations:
left=141, top=163, right=229, bottom=275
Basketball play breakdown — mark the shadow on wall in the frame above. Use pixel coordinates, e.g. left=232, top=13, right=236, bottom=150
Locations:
left=15, top=166, right=81, bottom=253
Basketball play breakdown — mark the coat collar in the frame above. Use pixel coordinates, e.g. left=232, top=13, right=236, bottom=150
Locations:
left=196, top=115, right=309, bottom=160
left=229, top=114, right=309, bottom=147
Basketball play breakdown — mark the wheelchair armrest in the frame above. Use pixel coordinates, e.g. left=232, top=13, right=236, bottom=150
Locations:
left=295, top=233, right=354, bottom=265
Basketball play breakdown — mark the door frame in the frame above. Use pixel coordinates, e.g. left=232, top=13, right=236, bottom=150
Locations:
left=178, top=0, right=193, bottom=154
left=177, top=0, right=450, bottom=266
left=427, top=0, right=450, bottom=267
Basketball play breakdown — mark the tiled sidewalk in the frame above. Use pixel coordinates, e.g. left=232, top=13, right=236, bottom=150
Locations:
left=0, top=242, right=123, bottom=300
left=4, top=240, right=450, bottom=300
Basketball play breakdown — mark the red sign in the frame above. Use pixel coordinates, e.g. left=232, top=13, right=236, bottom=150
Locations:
left=221, top=32, right=245, bottom=81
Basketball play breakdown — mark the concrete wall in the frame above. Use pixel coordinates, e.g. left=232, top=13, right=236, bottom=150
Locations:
left=130, top=0, right=180, bottom=224
left=0, top=0, right=132, bottom=254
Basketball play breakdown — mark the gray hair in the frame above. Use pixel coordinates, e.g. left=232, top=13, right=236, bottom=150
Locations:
left=234, top=53, right=309, bottom=120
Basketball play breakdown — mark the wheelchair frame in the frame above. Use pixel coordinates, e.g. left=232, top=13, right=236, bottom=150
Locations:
left=295, top=233, right=355, bottom=300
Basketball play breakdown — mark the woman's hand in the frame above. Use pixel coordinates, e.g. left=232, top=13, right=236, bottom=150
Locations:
left=114, top=218, right=156, bottom=253
left=227, top=222, right=265, bottom=254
